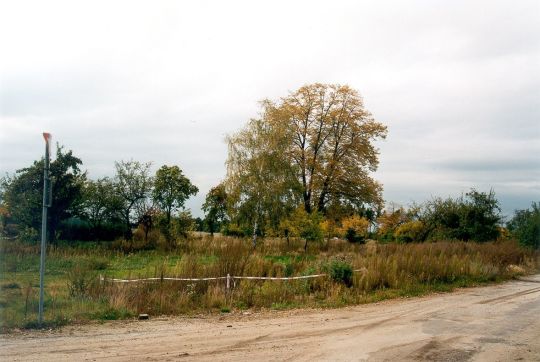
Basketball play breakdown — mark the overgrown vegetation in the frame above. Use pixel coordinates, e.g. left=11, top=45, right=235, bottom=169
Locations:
left=1, top=237, right=537, bottom=331
left=0, top=82, right=538, bottom=331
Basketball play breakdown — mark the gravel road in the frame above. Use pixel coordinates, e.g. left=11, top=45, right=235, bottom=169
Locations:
left=2, top=275, right=540, bottom=361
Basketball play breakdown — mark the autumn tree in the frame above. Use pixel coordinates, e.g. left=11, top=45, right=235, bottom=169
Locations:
left=226, top=118, right=300, bottom=245
left=264, top=83, right=387, bottom=214
left=114, top=160, right=153, bottom=239
left=225, top=83, right=386, bottom=244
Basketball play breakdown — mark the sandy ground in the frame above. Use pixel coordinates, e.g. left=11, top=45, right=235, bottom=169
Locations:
left=2, top=276, right=540, bottom=362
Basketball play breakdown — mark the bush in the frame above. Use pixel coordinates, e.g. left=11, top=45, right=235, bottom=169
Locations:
left=222, top=223, right=245, bottom=237
left=87, top=257, right=109, bottom=270
left=18, top=227, right=39, bottom=243
left=339, top=215, right=369, bottom=243
left=507, top=202, right=540, bottom=249
left=93, top=307, right=133, bottom=320
left=394, top=220, right=425, bottom=243
left=328, top=260, right=353, bottom=287
left=419, top=189, right=502, bottom=242
left=67, top=265, right=97, bottom=297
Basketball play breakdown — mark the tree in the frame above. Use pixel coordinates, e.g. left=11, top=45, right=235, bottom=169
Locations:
left=226, top=118, right=300, bottom=245
left=0, top=145, right=86, bottom=242
left=114, top=160, right=153, bottom=239
left=376, top=204, right=411, bottom=241
left=417, top=189, right=502, bottom=242
left=281, top=206, right=323, bottom=251
left=202, top=183, right=228, bottom=236
left=80, top=177, right=123, bottom=233
left=152, top=165, right=198, bottom=231
left=460, top=189, right=502, bottom=242
left=507, top=202, right=540, bottom=249
left=263, top=83, right=387, bottom=213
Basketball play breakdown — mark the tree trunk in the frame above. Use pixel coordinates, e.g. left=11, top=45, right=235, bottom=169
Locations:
left=124, top=212, right=132, bottom=240
left=252, top=218, right=258, bottom=248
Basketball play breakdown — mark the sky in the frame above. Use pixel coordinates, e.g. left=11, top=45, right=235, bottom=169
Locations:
left=1, top=0, right=539, bottom=219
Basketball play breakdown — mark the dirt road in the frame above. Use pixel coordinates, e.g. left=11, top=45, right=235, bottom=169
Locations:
left=2, top=276, right=540, bottom=361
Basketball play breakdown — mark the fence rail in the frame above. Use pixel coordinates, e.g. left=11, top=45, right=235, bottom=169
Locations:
left=100, top=268, right=367, bottom=285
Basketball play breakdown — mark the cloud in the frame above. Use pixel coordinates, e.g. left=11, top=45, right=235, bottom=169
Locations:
left=1, top=0, right=539, bottom=217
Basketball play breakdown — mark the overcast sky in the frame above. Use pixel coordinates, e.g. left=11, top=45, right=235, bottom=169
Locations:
left=1, top=0, right=539, bottom=218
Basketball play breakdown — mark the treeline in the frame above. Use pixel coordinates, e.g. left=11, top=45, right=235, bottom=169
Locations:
left=0, top=83, right=538, bottom=249
left=0, top=147, right=198, bottom=248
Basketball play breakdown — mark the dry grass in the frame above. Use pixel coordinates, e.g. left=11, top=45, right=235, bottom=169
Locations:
left=89, top=237, right=538, bottom=316
left=1, top=236, right=537, bottom=330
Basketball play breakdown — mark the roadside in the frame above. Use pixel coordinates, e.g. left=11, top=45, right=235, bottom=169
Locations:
left=2, top=275, right=539, bottom=361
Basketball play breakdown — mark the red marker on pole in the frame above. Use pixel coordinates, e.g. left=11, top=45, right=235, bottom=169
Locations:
left=39, top=132, right=52, bottom=326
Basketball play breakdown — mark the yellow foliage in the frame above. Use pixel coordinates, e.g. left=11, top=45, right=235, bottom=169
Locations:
left=377, top=207, right=409, bottom=237
left=394, top=220, right=425, bottom=242
left=338, top=215, right=370, bottom=239
left=320, top=219, right=337, bottom=239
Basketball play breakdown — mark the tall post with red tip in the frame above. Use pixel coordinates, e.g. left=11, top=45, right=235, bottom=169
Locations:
left=39, top=132, right=52, bottom=326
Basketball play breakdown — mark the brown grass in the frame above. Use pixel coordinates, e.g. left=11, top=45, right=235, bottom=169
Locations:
left=89, top=238, right=538, bottom=316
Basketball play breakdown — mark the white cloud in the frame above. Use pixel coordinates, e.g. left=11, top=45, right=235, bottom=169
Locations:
left=1, top=0, right=539, bottom=217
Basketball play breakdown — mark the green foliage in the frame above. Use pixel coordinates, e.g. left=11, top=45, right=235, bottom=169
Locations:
left=507, top=202, right=540, bottom=249
left=225, top=118, right=300, bottom=238
left=202, top=183, right=228, bottom=235
left=222, top=223, right=246, bottom=237
left=80, top=177, right=123, bottom=239
left=282, top=207, right=323, bottom=250
left=153, top=165, right=198, bottom=228
left=114, top=160, right=153, bottom=239
left=418, top=189, right=502, bottom=242
left=327, top=260, right=353, bottom=287
left=66, top=265, right=97, bottom=297
left=93, top=307, right=133, bottom=321
left=173, top=211, right=195, bottom=239
left=0, top=145, right=86, bottom=242
left=23, top=316, right=69, bottom=330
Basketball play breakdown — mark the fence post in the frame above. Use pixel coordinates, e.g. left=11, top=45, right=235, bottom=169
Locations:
left=226, top=273, right=231, bottom=291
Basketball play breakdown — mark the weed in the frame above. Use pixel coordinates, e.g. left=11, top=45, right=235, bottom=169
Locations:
left=1, top=282, right=20, bottom=290
left=327, top=260, right=353, bottom=287
left=23, top=316, right=69, bottom=330
left=93, top=307, right=133, bottom=320
left=0, top=237, right=537, bottom=330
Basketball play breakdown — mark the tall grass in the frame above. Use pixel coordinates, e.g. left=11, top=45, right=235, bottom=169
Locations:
left=0, top=237, right=537, bottom=330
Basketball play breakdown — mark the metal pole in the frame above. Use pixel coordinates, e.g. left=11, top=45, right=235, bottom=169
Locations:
left=38, top=133, right=51, bottom=326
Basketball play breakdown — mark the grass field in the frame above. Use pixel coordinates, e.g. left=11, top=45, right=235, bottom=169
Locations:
left=0, top=237, right=537, bottom=332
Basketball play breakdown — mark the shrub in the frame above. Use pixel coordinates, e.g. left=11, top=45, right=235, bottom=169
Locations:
left=67, top=265, right=97, bottom=297
left=507, top=202, right=540, bottom=249
left=328, top=260, right=353, bottom=287
left=93, top=307, right=133, bottom=320
left=222, top=223, right=245, bottom=237
left=419, top=189, right=502, bottom=242
left=339, top=215, right=369, bottom=243
left=394, top=220, right=425, bottom=243
left=87, top=257, right=109, bottom=270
